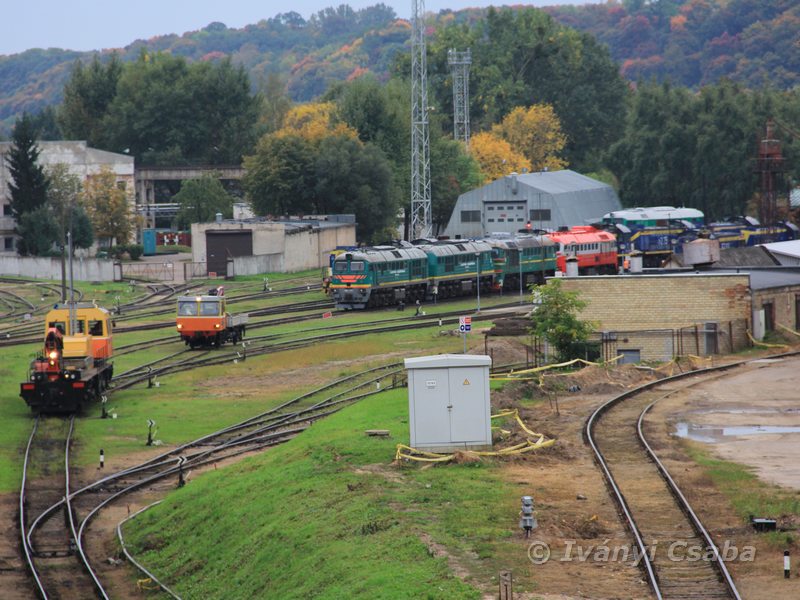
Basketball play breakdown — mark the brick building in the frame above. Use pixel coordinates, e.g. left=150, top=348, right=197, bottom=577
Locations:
left=555, top=273, right=767, bottom=362
left=548, top=267, right=800, bottom=362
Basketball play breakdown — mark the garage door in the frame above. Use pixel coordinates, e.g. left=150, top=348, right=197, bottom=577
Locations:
left=206, top=230, right=253, bottom=276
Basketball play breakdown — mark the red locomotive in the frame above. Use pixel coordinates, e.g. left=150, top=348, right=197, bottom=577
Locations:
left=546, top=226, right=618, bottom=274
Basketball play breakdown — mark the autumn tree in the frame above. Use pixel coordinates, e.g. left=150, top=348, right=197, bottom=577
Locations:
left=469, top=132, right=531, bottom=182
left=275, top=102, right=358, bottom=143
left=492, top=104, right=568, bottom=172
left=174, top=174, right=235, bottom=229
left=430, top=7, right=628, bottom=170
left=81, top=166, right=132, bottom=246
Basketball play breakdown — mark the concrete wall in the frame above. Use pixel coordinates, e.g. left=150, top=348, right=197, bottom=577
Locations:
left=0, top=255, right=116, bottom=281
left=192, top=220, right=356, bottom=273
left=233, top=254, right=284, bottom=275
left=556, top=273, right=752, bottom=361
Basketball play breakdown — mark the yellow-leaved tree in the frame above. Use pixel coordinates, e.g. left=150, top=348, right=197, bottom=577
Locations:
left=492, top=104, right=568, bottom=172
left=276, top=102, right=358, bottom=143
left=469, top=132, right=531, bottom=182
left=81, top=166, right=133, bottom=246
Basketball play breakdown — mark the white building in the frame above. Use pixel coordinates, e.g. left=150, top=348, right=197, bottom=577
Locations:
left=0, top=141, right=135, bottom=253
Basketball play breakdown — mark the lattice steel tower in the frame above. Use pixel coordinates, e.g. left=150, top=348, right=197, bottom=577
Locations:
left=447, top=48, right=472, bottom=146
left=410, top=0, right=432, bottom=239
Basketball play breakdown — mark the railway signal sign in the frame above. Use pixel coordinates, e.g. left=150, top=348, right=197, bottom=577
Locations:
left=459, top=316, right=472, bottom=333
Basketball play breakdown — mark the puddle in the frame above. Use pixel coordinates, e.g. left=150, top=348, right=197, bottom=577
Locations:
left=675, top=422, right=800, bottom=443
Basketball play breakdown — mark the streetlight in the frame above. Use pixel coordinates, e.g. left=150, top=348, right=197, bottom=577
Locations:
left=518, top=248, right=524, bottom=304
left=475, top=251, right=481, bottom=312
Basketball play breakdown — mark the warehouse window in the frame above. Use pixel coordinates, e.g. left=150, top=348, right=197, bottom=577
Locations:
left=4, top=237, right=13, bottom=250
left=529, top=209, right=551, bottom=221
left=461, top=210, right=481, bottom=223
left=3, top=204, right=11, bottom=216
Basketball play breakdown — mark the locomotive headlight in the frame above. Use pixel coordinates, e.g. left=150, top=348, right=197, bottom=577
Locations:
left=177, top=323, right=183, bottom=329
left=49, top=350, right=58, bottom=360
left=214, top=323, right=221, bottom=329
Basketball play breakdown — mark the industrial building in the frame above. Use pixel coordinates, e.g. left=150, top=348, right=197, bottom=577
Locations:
left=191, top=216, right=356, bottom=276
left=0, top=141, right=134, bottom=253
left=442, top=170, right=622, bottom=239
left=557, top=269, right=800, bottom=362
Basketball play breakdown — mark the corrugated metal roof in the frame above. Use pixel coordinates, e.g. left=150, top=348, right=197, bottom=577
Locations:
left=762, top=240, right=800, bottom=259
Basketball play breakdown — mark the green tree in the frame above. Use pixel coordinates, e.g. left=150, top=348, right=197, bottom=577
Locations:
left=102, top=52, right=260, bottom=165
left=243, top=134, right=316, bottom=216
left=16, top=206, right=60, bottom=256
left=174, top=174, right=235, bottom=229
left=258, top=71, right=292, bottom=135
left=58, top=54, right=123, bottom=147
left=430, top=135, right=484, bottom=233
left=46, top=163, right=94, bottom=250
left=529, top=279, right=595, bottom=362
left=5, top=114, right=49, bottom=220
left=314, top=135, right=399, bottom=242
left=430, top=7, right=628, bottom=170
left=81, top=166, right=132, bottom=246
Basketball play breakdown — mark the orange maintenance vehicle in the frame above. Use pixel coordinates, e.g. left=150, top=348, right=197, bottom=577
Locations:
left=176, top=286, right=247, bottom=348
left=20, top=303, right=114, bottom=413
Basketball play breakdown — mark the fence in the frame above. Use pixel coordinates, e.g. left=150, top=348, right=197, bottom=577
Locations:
left=117, top=261, right=175, bottom=282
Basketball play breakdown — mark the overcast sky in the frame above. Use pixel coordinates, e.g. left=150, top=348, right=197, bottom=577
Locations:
left=1, top=1, right=581, bottom=56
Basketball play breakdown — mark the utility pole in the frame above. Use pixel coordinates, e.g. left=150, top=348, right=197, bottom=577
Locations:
left=447, top=48, right=472, bottom=147
left=410, top=0, right=432, bottom=240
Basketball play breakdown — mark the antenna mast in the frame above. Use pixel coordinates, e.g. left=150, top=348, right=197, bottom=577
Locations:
left=448, top=48, right=472, bottom=146
left=410, top=0, right=432, bottom=239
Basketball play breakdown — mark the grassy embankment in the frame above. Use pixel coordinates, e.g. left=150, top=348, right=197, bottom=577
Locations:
left=2, top=272, right=504, bottom=490
left=124, top=387, right=525, bottom=599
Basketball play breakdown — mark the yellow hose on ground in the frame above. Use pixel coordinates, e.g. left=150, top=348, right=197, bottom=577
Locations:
left=395, top=409, right=555, bottom=462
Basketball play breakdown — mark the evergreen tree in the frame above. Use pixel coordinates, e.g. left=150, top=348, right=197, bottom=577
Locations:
left=59, top=54, right=123, bottom=147
left=5, top=114, right=49, bottom=220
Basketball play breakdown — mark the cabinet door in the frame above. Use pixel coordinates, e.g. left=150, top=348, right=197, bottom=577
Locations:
left=411, top=368, right=450, bottom=445
left=448, top=369, right=486, bottom=442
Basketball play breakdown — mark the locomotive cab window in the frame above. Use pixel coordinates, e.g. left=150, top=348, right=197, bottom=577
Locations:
left=178, top=302, right=198, bottom=316
left=200, top=301, right=221, bottom=316
left=349, top=261, right=365, bottom=272
left=89, top=320, right=104, bottom=336
left=333, top=261, right=348, bottom=273
left=48, top=321, right=66, bottom=334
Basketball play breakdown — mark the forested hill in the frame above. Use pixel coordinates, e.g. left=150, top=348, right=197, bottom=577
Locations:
left=1, top=0, right=798, bottom=136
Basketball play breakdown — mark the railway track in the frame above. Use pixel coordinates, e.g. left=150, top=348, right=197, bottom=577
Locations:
left=20, top=416, right=105, bottom=599
left=586, top=368, right=745, bottom=599
left=24, top=363, right=404, bottom=598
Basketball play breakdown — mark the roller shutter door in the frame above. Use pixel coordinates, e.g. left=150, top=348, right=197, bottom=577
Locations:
left=206, top=230, right=252, bottom=276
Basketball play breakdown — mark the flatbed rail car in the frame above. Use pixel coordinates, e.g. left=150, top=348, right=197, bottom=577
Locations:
left=20, top=303, right=114, bottom=413
left=176, top=287, right=247, bottom=347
